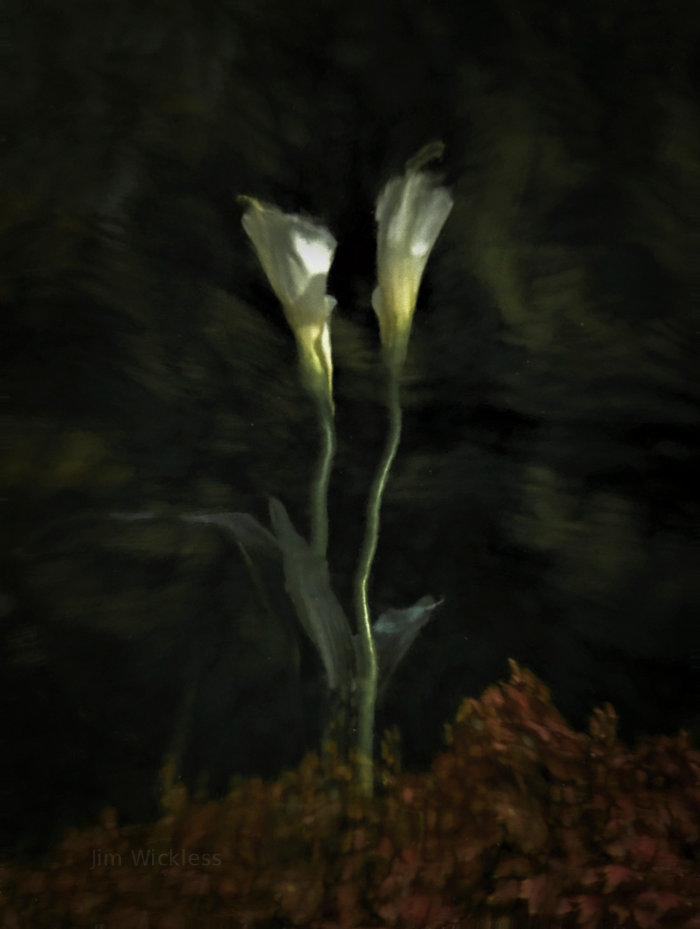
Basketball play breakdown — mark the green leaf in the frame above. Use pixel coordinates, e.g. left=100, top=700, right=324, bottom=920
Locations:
left=373, top=595, right=442, bottom=696
left=269, top=498, right=354, bottom=696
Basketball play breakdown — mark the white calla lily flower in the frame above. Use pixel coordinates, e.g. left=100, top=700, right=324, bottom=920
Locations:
left=372, top=146, right=453, bottom=369
left=241, top=197, right=337, bottom=402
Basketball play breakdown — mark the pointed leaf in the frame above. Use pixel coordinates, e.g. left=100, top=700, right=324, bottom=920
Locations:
left=181, top=512, right=279, bottom=557
left=111, top=510, right=279, bottom=557
left=269, top=498, right=354, bottom=694
left=372, top=595, right=441, bottom=695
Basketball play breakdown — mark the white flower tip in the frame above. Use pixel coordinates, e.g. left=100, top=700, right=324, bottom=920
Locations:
left=240, top=210, right=256, bottom=239
left=405, top=140, right=445, bottom=174
left=239, top=197, right=270, bottom=244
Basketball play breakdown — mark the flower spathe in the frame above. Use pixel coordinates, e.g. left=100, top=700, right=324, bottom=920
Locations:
left=372, top=146, right=453, bottom=369
left=240, top=197, right=337, bottom=403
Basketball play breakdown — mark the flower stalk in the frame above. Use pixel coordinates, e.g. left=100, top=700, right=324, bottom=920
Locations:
left=310, top=393, right=335, bottom=559
left=353, top=365, right=402, bottom=795
left=352, top=144, right=453, bottom=794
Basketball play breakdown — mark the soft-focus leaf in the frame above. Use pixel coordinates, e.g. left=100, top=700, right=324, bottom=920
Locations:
left=372, top=595, right=441, bottom=696
left=111, top=509, right=279, bottom=557
left=269, top=498, right=354, bottom=695
left=181, top=512, right=279, bottom=557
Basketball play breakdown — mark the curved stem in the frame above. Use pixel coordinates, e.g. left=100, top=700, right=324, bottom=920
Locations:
left=310, top=396, right=336, bottom=559
left=353, top=365, right=402, bottom=795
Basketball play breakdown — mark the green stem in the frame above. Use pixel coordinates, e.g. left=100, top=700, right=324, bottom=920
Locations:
left=310, top=396, right=336, bottom=558
left=353, top=365, right=403, bottom=795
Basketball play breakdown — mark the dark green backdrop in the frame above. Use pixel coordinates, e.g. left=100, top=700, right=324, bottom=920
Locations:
left=3, top=0, right=699, bottom=858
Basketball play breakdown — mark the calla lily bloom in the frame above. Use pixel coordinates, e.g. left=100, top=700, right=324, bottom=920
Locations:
left=240, top=197, right=337, bottom=402
left=372, top=146, right=453, bottom=369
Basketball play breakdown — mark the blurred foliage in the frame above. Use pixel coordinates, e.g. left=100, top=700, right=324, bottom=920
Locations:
left=3, top=663, right=699, bottom=927
left=2, top=0, right=699, bottom=851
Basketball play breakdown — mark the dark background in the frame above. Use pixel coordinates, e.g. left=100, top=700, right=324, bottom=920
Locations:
left=3, top=0, right=699, bottom=859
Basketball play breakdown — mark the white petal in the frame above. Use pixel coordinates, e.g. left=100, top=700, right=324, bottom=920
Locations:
left=371, top=285, right=383, bottom=315
left=241, top=200, right=337, bottom=309
left=291, top=227, right=336, bottom=275
left=371, top=154, right=453, bottom=366
left=409, top=188, right=454, bottom=257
